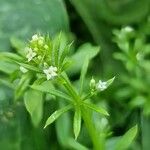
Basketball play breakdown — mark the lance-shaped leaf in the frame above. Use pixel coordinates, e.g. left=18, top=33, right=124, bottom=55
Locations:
left=115, top=125, right=138, bottom=150
left=44, top=104, right=72, bottom=128
left=17, top=62, right=40, bottom=72
left=79, top=57, right=89, bottom=95
left=59, top=43, right=71, bottom=68
left=53, top=33, right=61, bottom=67
left=83, top=102, right=109, bottom=116
left=31, top=81, right=72, bottom=102
left=15, top=73, right=31, bottom=100
left=106, top=76, right=116, bottom=87
left=0, top=52, right=23, bottom=61
left=73, top=106, right=81, bottom=140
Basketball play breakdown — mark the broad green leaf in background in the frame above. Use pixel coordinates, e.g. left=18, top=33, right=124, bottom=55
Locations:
left=0, top=0, right=69, bottom=51
left=97, top=0, right=149, bottom=24
left=0, top=52, right=23, bottom=62
left=141, top=116, right=150, bottom=150
left=0, top=61, right=18, bottom=74
left=70, top=0, right=111, bottom=43
left=73, top=106, right=81, bottom=140
left=115, top=125, right=138, bottom=150
left=44, top=104, right=72, bottom=128
left=70, top=0, right=149, bottom=36
left=68, top=43, right=100, bottom=75
left=10, top=37, right=26, bottom=56
left=24, top=89, right=43, bottom=126
left=69, top=0, right=150, bottom=77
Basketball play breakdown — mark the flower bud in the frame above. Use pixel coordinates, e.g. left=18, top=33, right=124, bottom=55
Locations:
left=90, top=78, right=96, bottom=89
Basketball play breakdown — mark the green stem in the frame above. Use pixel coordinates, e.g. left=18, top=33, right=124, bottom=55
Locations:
left=61, top=74, right=102, bottom=150
left=82, top=106, right=103, bottom=150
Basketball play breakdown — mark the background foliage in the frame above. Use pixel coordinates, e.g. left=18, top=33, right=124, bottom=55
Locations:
left=0, top=0, right=150, bottom=149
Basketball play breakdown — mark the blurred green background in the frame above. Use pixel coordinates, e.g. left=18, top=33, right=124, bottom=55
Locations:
left=0, top=0, right=150, bottom=149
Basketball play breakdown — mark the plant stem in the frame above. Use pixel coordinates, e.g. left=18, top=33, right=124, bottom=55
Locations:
left=61, top=75, right=102, bottom=150
left=82, top=106, right=103, bottom=150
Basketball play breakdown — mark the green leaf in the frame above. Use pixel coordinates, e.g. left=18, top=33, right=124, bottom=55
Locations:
left=115, top=125, right=138, bottom=150
left=15, top=73, right=31, bottom=100
left=79, top=57, right=89, bottom=94
left=68, top=43, right=100, bottom=75
left=24, top=89, right=43, bottom=126
left=0, top=52, right=23, bottom=61
left=73, top=107, right=81, bottom=140
left=70, top=0, right=149, bottom=25
left=0, top=60, right=18, bottom=74
left=106, top=77, right=115, bottom=87
left=53, top=33, right=61, bottom=67
left=59, top=44, right=71, bottom=67
left=0, top=78, right=14, bottom=89
left=61, top=60, right=72, bottom=71
left=56, top=101, right=72, bottom=147
left=10, top=37, right=25, bottom=56
left=83, top=102, right=109, bottom=116
left=31, top=81, right=72, bottom=102
left=68, top=138, right=88, bottom=150
left=17, top=62, right=40, bottom=72
left=44, top=104, right=72, bottom=128
left=0, top=0, right=69, bottom=50
left=141, top=116, right=150, bottom=150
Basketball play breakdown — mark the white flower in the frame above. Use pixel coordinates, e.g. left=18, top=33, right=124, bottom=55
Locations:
left=31, top=34, right=39, bottom=41
left=26, top=48, right=37, bottom=62
left=96, top=80, right=107, bottom=91
left=31, top=34, right=44, bottom=44
left=90, top=78, right=96, bottom=89
left=124, top=26, right=133, bottom=32
left=20, top=66, right=28, bottom=73
left=43, top=66, right=58, bottom=80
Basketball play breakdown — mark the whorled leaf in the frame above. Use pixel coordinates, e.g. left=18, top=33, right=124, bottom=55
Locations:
left=83, top=102, right=109, bottom=116
left=73, top=106, right=81, bottom=140
left=115, top=125, right=138, bottom=150
left=44, top=104, right=72, bottom=128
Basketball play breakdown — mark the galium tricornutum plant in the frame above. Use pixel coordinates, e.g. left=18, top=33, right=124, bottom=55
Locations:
left=0, top=33, right=116, bottom=149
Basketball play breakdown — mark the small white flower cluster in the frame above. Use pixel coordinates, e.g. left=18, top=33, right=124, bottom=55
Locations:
left=31, top=34, right=44, bottom=46
left=123, top=26, right=133, bottom=33
left=25, top=34, right=49, bottom=62
left=90, top=78, right=114, bottom=92
left=21, top=34, right=58, bottom=80
left=25, top=47, right=37, bottom=62
left=96, top=80, right=107, bottom=91
left=43, top=66, right=58, bottom=80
